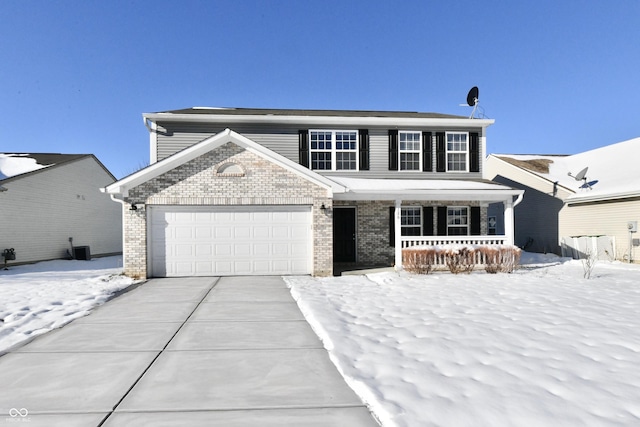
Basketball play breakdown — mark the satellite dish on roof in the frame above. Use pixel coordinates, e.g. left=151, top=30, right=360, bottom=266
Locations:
left=568, top=167, right=594, bottom=189
left=467, top=86, right=479, bottom=107
left=568, top=167, right=588, bottom=181
left=461, top=86, right=480, bottom=119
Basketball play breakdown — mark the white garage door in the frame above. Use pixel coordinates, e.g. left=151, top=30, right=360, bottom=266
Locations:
left=149, top=206, right=312, bottom=277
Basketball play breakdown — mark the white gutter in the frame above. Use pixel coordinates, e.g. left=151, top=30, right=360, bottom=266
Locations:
left=143, top=112, right=494, bottom=129
left=566, top=190, right=640, bottom=205
left=333, top=188, right=523, bottom=202
left=513, top=191, right=524, bottom=207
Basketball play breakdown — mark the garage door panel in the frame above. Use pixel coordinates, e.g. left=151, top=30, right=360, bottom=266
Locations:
left=150, top=206, right=312, bottom=277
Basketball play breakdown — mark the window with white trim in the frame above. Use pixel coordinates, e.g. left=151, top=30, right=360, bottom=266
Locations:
left=310, top=130, right=358, bottom=171
left=446, top=132, right=468, bottom=172
left=401, top=207, right=422, bottom=236
left=447, top=206, right=469, bottom=236
left=399, top=131, right=421, bottom=171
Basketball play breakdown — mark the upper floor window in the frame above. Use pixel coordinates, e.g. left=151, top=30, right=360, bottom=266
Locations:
left=310, top=130, right=358, bottom=171
left=447, top=206, right=469, bottom=235
left=399, top=131, right=421, bottom=171
left=446, top=132, right=469, bottom=172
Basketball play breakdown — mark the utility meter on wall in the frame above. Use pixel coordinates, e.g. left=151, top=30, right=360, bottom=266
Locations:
left=628, top=221, right=638, bottom=233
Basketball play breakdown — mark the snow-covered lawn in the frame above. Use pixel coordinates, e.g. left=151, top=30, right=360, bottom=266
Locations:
left=0, top=256, right=136, bottom=354
left=286, top=255, right=640, bottom=427
left=2, top=254, right=640, bottom=426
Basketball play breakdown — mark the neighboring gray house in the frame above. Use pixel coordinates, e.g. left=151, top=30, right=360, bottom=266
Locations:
left=485, top=136, right=640, bottom=261
left=104, top=107, right=523, bottom=279
left=0, top=153, right=122, bottom=265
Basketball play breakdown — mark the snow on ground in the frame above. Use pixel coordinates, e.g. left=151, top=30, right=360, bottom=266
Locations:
left=0, top=256, right=136, bottom=354
left=286, top=255, right=640, bottom=427
left=2, top=253, right=640, bottom=426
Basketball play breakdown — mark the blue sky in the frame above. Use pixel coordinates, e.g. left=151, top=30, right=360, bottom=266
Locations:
left=1, top=1, right=639, bottom=179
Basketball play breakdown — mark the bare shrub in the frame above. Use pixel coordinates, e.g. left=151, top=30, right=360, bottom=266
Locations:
left=402, top=248, right=435, bottom=275
left=581, top=246, right=597, bottom=279
left=479, top=245, right=521, bottom=273
left=445, top=247, right=476, bottom=274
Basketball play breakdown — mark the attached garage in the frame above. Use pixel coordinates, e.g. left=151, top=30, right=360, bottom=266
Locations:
left=148, top=205, right=313, bottom=277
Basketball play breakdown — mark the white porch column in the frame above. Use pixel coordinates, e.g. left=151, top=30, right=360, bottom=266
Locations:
left=504, top=198, right=515, bottom=245
left=395, top=199, right=403, bottom=269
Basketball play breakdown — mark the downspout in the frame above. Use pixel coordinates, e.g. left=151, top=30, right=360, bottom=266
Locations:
left=101, top=189, right=128, bottom=273
left=144, top=117, right=158, bottom=164
left=513, top=191, right=524, bottom=207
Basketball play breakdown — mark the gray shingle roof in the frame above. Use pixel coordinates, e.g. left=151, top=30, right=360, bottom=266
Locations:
left=158, top=107, right=467, bottom=120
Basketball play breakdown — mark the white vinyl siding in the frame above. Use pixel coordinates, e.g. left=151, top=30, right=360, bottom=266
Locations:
left=560, top=199, right=640, bottom=262
left=0, top=157, right=122, bottom=264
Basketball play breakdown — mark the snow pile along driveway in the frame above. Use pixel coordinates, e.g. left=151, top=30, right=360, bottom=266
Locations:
left=285, top=258, right=640, bottom=427
left=0, top=256, right=136, bottom=354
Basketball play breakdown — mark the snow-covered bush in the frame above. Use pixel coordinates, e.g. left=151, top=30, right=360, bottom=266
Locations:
left=445, top=246, right=476, bottom=274
left=480, top=246, right=521, bottom=274
left=402, top=245, right=521, bottom=275
left=402, top=248, right=435, bottom=275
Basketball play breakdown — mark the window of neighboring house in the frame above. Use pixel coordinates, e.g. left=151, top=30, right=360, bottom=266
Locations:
left=310, top=130, right=358, bottom=171
left=399, top=131, right=421, bottom=171
left=401, top=207, right=422, bottom=236
left=447, top=206, right=469, bottom=235
left=446, top=132, right=469, bottom=172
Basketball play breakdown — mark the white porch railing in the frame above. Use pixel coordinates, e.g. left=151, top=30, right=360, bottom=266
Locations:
left=400, top=235, right=511, bottom=268
left=401, top=235, right=508, bottom=248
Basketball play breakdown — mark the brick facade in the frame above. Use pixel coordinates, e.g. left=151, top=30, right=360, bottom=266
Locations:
left=122, top=143, right=332, bottom=279
left=334, top=200, right=488, bottom=267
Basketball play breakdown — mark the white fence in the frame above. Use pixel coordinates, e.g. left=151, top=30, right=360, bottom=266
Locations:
left=401, top=235, right=508, bottom=248
left=561, top=236, right=616, bottom=261
left=401, top=235, right=513, bottom=268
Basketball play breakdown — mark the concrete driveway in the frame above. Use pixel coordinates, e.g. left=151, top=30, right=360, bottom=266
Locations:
left=0, top=276, right=379, bottom=426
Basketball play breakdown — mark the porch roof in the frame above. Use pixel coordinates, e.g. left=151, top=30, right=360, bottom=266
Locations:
left=328, top=176, right=523, bottom=202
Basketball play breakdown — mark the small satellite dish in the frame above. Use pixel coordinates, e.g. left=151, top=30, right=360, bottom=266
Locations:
left=568, top=167, right=594, bottom=189
left=581, top=180, right=599, bottom=189
left=461, top=86, right=480, bottom=119
left=467, top=86, right=479, bottom=107
left=568, top=167, right=588, bottom=181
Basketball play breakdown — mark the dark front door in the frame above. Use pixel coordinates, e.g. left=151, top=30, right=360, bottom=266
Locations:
left=333, top=207, right=356, bottom=262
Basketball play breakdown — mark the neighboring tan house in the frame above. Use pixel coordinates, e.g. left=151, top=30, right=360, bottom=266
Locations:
left=485, top=136, right=640, bottom=261
left=104, top=107, right=523, bottom=279
left=0, top=153, right=122, bottom=265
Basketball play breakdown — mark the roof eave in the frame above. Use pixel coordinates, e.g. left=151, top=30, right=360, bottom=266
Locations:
left=333, top=188, right=523, bottom=202
left=566, top=190, right=640, bottom=205
left=143, top=112, right=495, bottom=129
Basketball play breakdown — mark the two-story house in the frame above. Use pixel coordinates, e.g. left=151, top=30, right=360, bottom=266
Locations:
left=103, top=107, right=523, bottom=279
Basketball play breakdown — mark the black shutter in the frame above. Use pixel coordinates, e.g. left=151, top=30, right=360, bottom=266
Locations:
left=469, top=132, right=480, bottom=173
left=389, top=130, right=398, bottom=171
left=436, top=132, right=446, bottom=172
left=423, top=206, right=434, bottom=235
left=359, top=129, right=369, bottom=171
left=470, top=206, right=481, bottom=235
left=299, top=130, right=309, bottom=168
left=389, top=206, right=396, bottom=246
left=422, top=132, right=433, bottom=172
left=437, top=206, right=447, bottom=236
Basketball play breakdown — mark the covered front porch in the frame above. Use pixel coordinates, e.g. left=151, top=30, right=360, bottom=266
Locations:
left=329, top=177, right=524, bottom=271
